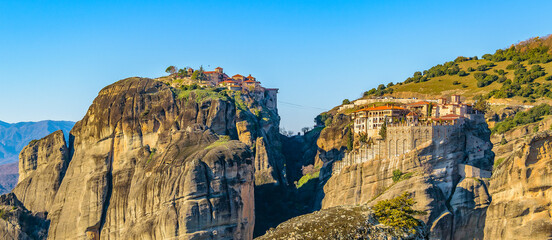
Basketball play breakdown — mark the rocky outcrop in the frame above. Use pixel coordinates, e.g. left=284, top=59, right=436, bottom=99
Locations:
left=255, top=205, right=427, bottom=240
left=0, top=193, right=49, bottom=240
left=484, top=130, right=552, bottom=239
left=12, top=130, right=69, bottom=214
left=450, top=176, right=490, bottom=240
left=321, top=118, right=494, bottom=239
left=6, top=77, right=286, bottom=239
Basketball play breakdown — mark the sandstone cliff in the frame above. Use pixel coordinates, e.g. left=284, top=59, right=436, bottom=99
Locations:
left=321, top=117, right=494, bottom=239
left=13, top=130, right=69, bottom=214
left=0, top=193, right=48, bottom=240
left=484, top=130, right=552, bottom=239
left=6, top=77, right=290, bottom=240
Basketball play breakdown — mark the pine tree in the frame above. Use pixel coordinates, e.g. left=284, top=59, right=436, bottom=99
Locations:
left=379, top=121, right=387, bottom=140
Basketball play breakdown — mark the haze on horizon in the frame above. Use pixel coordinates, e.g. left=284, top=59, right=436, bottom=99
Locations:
left=1, top=0, right=551, bottom=132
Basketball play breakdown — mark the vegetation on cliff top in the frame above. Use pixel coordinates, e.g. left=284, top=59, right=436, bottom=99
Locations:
left=363, top=35, right=552, bottom=103
left=492, top=104, right=552, bottom=134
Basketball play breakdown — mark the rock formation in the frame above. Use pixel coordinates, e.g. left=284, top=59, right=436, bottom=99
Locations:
left=0, top=193, right=49, bottom=240
left=484, top=130, right=552, bottom=239
left=321, top=116, right=494, bottom=239
left=5, top=77, right=290, bottom=239
left=13, top=130, right=69, bottom=214
left=255, top=205, right=427, bottom=240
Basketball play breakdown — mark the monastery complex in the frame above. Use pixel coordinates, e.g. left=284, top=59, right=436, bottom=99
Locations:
left=187, top=66, right=278, bottom=94
left=334, top=95, right=485, bottom=174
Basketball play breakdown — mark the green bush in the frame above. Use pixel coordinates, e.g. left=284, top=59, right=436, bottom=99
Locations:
left=494, top=158, right=505, bottom=167
left=452, top=80, right=460, bottom=85
left=373, top=192, right=427, bottom=231
left=296, top=171, right=320, bottom=189
left=493, top=104, right=552, bottom=134
left=392, top=169, right=402, bottom=182
left=477, top=65, right=489, bottom=71
left=458, top=71, right=468, bottom=77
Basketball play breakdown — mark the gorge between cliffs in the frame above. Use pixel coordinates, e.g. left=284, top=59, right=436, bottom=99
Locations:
left=2, top=76, right=552, bottom=240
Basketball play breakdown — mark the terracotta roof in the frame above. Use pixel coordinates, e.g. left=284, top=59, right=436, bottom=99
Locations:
left=407, top=112, right=418, bottom=116
left=244, top=80, right=257, bottom=83
left=215, top=67, right=223, bottom=70
left=204, top=71, right=217, bottom=74
left=407, top=101, right=431, bottom=106
left=232, top=74, right=244, bottom=78
left=354, top=106, right=406, bottom=112
left=246, top=74, right=255, bottom=79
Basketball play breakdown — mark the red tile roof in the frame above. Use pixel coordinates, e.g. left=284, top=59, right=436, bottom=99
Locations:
left=215, top=67, right=222, bottom=70
left=407, top=112, right=418, bottom=116
left=354, top=106, right=406, bottom=112
left=244, top=80, right=257, bottom=83
left=232, top=74, right=244, bottom=78
left=246, top=74, right=255, bottom=79
left=204, top=71, right=216, bottom=74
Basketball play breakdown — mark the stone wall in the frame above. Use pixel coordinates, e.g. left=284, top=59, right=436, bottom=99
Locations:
left=335, top=123, right=461, bottom=174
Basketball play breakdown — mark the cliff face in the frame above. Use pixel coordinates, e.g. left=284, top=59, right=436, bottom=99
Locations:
left=7, top=77, right=287, bottom=240
left=13, top=130, right=69, bottom=214
left=484, top=130, right=552, bottom=239
left=0, top=193, right=49, bottom=240
left=321, top=117, right=494, bottom=239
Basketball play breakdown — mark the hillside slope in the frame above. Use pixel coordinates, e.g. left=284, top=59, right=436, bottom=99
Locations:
left=362, top=35, right=552, bottom=107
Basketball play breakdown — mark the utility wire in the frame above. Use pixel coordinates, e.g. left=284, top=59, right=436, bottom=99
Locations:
left=278, top=100, right=328, bottom=111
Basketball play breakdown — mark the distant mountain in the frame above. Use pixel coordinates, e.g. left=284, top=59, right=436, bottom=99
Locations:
left=0, top=120, right=74, bottom=165
left=0, top=162, right=18, bottom=194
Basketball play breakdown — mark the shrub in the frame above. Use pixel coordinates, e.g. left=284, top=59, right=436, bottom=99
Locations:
left=392, top=169, right=402, bottom=182
left=494, top=158, right=505, bottom=167
left=458, top=71, right=468, bottom=76
left=474, top=72, right=487, bottom=81
left=296, top=170, right=320, bottom=189
left=477, top=65, right=489, bottom=71
left=342, top=99, right=351, bottom=105
left=546, top=75, right=552, bottom=81
left=493, top=104, right=552, bottom=134
left=467, top=67, right=475, bottom=72
left=373, top=192, right=427, bottom=231
left=452, top=81, right=460, bottom=85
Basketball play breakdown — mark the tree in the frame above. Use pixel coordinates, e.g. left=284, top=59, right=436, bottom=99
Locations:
left=342, top=99, right=351, bottom=105
left=373, top=192, right=427, bottom=230
left=165, top=66, right=177, bottom=75
left=379, top=121, right=387, bottom=140
left=473, top=95, right=489, bottom=113
left=346, top=127, right=353, bottom=151
left=177, top=68, right=188, bottom=78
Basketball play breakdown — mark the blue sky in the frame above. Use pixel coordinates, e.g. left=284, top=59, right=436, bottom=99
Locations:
left=1, top=1, right=551, bottom=132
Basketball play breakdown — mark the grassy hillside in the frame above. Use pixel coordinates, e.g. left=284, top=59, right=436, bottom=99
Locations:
left=363, top=35, right=552, bottom=105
